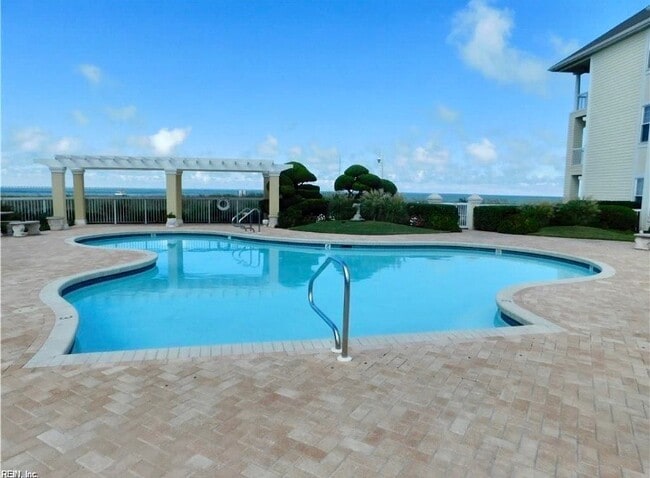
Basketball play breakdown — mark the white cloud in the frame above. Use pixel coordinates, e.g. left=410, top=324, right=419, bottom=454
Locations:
left=526, top=164, right=562, bottom=181
left=8, top=127, right=81, bottom=157
left=413, top=146, right=449, bottom=172
left=148, top=127, right=191, bottom=155
left=466, top=138, right=497, bottom=163
left=437, top=105, right=460, bottom=123
left=257, top=134, right=279, bottom=157
left=549, top=34, right=580, bottom=58
left=449, top=0, right=547, bottom=93
left=106, top=105, right=137, bottom=122
left=12, top=127, right=48, bottom=152
left=72, top=110, right=89, bottom=125
left=78, top=64, right=102, bottom=84
left=51, top=137, right=79, bottom=154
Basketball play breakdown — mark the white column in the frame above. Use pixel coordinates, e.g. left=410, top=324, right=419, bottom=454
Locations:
left=50, top=167, right=67, bottom=221
left=267, top=172, right=281, bottom=227
left=466, top=194, right=483, bottom=230
left=165, top=169, right=183, bottom=225
left=71, top=168, right=87, bottom=225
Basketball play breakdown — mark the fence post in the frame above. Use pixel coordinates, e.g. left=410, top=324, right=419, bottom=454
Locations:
left=113, top=199, right=117, bottom=224
left=466, top=194, right=483, bottom=230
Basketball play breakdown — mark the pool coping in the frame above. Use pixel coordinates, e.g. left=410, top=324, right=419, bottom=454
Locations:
left=25, top=229, right=616, bottom=368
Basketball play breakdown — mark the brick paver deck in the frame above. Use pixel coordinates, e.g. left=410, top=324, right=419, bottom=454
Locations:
left=2, top=225, right=648, bottom=477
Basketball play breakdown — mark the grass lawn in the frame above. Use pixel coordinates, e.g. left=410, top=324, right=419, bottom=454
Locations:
left=291, top=220, right=444, bottom=235
left=533, top=225, right=635, bottom=242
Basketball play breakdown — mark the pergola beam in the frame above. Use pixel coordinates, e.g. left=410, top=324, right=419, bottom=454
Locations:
left=35, top=155, right=291, bottom=227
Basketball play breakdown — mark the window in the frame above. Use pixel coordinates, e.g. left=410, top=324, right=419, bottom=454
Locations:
left=641, top=106, right=650, bottom=142
left=635, top=177, right=644, bottom=198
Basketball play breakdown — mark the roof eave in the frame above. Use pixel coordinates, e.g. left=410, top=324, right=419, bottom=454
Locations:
left=549, top=17, right=650, bottom=73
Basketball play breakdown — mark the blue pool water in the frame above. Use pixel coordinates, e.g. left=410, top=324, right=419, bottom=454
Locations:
left=66, top=234, right=597, bottom=353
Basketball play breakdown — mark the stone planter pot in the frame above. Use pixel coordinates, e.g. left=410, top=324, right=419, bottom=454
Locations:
left=166, top=218, right=177, bottom=228
left=46, top=216, right=65, bottom=231
left=634, top=233, right=650, bottom=250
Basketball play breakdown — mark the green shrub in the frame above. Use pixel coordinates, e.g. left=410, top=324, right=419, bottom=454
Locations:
left=300, top=199, right=328, bottom=217
left=474, top=206, right=520, bottom=231
left=598, top=205, right=638, bottom=231
left=520, top=204, right=554, bottom=228
left=496, top=214, right=541, bottom=235
left=278, top=199, right=328, bottom=228
left=360, top=190, right=408, bottom=223
left=407, top=204, right=460, bottom=232
left=380, top=179, right=398, bottom=195
left=277, top=206, right=303, bottom=228
left=295, top=184, right=322, bottom=200
left=599, top=200, right=641, bottom=209
left=552, top=200, right=600, bottom=226
left=328, top=194, right=356, bottom=220
left=38, top=214, right=51, bottom=231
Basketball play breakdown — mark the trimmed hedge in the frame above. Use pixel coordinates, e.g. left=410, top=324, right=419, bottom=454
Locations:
left=598, top=200, right=641, bottom=209
left=473, top=206, right=519, bottom=232
left=598, top=205, right=638, bottom=231
left=551, top=200, right=600, bottom=227
left=407, top=204, right=461, bottom=232
left=496, top=215, right=542, bottom=235
left=474, top=200, right=639, bottom=235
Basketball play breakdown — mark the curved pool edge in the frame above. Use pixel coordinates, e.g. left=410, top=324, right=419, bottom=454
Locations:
left=26, top=250, right=158, bottom=368
left=25, top=229, right=615, bottom=368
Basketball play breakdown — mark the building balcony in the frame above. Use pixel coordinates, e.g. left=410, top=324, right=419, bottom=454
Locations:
left=572, top=147, right=584, bottom=165
left=576, top=92, right=588, bottom=110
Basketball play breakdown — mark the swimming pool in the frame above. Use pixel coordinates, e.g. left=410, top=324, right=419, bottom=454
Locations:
left=64, top=233, right=599, bottom=354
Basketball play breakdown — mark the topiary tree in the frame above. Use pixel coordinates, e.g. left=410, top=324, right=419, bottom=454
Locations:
left=380, top=179, right=398, bottom=195
left=269, top=161, right=327, bottom=228
left=334, top=164, right=398, bottom=198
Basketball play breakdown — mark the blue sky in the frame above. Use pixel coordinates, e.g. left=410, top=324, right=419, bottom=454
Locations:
left=2, top=0, right=646, bottom=195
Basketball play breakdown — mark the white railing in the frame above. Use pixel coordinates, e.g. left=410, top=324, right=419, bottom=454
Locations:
left=86, top=197, right=167, bottom=224
left=2, top=195, right=473, bottom=228
left=577, top=92, right=588, bottom=110
left=0, top=197, right=75, bottom=222
left=455, top=203, right=468, bottom=228
left=0, top=196, right=262, bottom=225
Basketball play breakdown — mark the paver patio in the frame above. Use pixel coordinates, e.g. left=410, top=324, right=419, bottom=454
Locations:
left=1, top=225, right=648, bottom=477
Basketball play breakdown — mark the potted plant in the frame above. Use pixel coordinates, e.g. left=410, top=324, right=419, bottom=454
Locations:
left=46, top=216, right=66, bottom=231
left=166, top=212, right=177, bottom=228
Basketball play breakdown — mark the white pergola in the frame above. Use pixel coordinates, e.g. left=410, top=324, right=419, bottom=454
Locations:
left=35, top=155, right=292, bottom=227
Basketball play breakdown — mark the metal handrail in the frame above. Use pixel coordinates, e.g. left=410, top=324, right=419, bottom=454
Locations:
left=231, top=207, right=261, bottom=232
left=307, top=256, right=352, bottom=362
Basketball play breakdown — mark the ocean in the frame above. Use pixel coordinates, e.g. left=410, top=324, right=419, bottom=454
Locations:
left=0, top=186, right=561, bottom=205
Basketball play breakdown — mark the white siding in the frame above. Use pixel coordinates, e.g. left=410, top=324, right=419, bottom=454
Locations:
left=583, top=30, right=647, bottom=200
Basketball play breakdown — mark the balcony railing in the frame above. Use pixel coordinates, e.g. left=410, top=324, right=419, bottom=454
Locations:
left=572, top=148, right=584, bottom=166
left=577, top=92, right=588, bottom=110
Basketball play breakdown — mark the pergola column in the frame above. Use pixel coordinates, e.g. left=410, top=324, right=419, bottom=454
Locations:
left=165, top=169, right=183, bottom=225
left=262, top=173, right=270, bottom=200
left=267, top=172, right=280, bottom=228
left=50, top=167, right=67, bottom=220
left=71, top=168, right=87, bottom=225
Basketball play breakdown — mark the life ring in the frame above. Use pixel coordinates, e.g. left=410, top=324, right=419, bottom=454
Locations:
left=217, top=198, right=230, bottom=211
